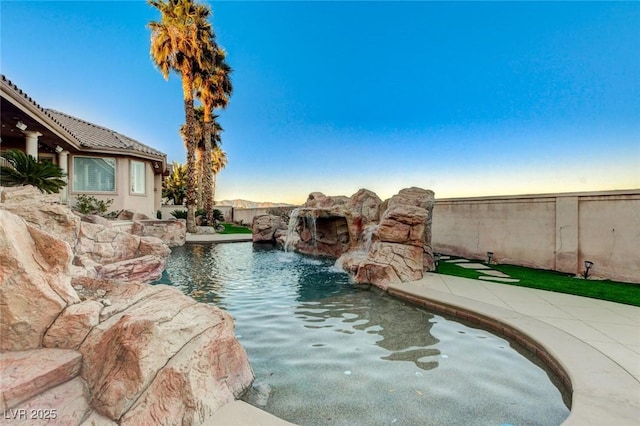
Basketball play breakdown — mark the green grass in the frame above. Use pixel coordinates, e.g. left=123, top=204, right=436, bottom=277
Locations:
left=218, top=223, right=253, bottom=234
left=436, top=259, right=640, bottom=307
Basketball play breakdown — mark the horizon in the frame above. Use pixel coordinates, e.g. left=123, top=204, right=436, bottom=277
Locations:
left=1, top=1, right=638, bottom=205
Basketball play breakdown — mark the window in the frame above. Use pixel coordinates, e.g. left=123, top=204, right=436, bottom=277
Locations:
left=73, top=156, right=116, bottom=192
left=131, top=160, right=146, bottom=194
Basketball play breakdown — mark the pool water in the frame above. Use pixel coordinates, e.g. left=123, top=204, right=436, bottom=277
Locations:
left=156, top=242, right=570, bottom=426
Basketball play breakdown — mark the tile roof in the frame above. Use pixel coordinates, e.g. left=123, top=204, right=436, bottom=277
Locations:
left=46, top=109, right=166, bottom=160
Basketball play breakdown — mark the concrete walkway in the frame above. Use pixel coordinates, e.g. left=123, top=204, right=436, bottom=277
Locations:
left=185, top=232, right=253, bottom=243
left=191, top=236, right=639, bottom=425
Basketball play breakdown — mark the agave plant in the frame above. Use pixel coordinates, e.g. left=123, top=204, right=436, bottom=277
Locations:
left=0, top=149, right=67, bottom=194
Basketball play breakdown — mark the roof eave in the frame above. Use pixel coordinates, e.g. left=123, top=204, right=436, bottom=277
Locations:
left=1, top=78, right=82, bottom=149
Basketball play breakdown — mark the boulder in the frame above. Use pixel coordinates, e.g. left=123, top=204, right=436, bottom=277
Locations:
left=130, top=219, right=186, bottom=247
left=138, top=236, right=172, bottom=258
left=80, top=286, right=253, bottom=421
left=0, top=210, right=79, bottom=351
left=1, top=202, right=81, bottom=247
left=0, top=185, right=60, bottom=204
left=43, top=300, right=103, bottom=349
left=252, top=214, right=286, bottom=243
left=16, top=377, right=92, bottom=425
left=366, top=242, right=424, bottom=283
left=81, top=214, right=113, bottom=227
left=120, top=317, right=253, bottom=425
left=75, top=222, right=140, bottom=264
left=0, top=349, right=82, bottom=408
left=75, top=222, right=170, bottom=283
left=348, top=188, right=382, bottom=223
left=95, top=254, right=166, bottom=283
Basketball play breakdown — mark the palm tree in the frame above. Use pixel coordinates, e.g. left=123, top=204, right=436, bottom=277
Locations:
left=162, top=161, right=187, bottom=205
left=148, top=0, right=215, bottom=233
left=182, top=108, right=223, bottom=209
left=195, top=47, right=233, bottom=225
left=196, top=112, right=223, bottom=208
left=210, top=141, right=228, bottom=205
left=0, top=149, right=67, bottom=194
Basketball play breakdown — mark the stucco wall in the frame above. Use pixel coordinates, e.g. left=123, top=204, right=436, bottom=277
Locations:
left=432, top=190, right=640, bottom=283
left=69, top=156, right=159, bottom=218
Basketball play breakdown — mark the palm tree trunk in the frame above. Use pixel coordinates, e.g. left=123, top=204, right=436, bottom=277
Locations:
left=212, top=172, right=217, bottom=208
left=203, top=112, right=215, bottom=227
left=196, top=147, right=204, bottom=209
left=183, top=78, right=197, bottom=233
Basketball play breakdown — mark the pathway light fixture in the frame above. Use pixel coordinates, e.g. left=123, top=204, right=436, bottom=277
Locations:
left=486, top=251, right=494, bottom=265
left=583, top=260, right=594, bottom=279
left=434, top=253, right=441, bottom=271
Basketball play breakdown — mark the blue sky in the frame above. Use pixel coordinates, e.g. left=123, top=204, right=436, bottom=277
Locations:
left=2, top=1, right=638, bottom=204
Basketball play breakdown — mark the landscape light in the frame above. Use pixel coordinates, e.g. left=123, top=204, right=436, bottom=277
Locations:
left=434, top=253, right=441, bottom=270
left=583, top=260, right=594, bottom=279
left=486, top=252, right=494, bottom=265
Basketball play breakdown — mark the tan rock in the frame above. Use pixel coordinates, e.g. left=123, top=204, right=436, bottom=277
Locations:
left=0, top=185, right=61, bottom=204
left=252, top=215, right=286, bottom=243
left=115, top=210, right=135, bottom=220
left=369, top=242, right=424, bottom=282
left=75, top=223, right=140, bottom=264
left=43, top=300, right=103, bottom=349
left=14, top=377, right=90, bottom=425
left=0, top=349, right=82, bottom=409
left=81, top=214, right=113, bottom=227
left=0, top=210, right=78, bottom=351
left=349, top=188, right=382, bottom=223
left=121, top=315, right=253, bottom=425
left=130, top=219, right=186, bottom=247
left=70, top=277, right=160, bottom=322
left=138, top=236, right=171, bottom=258
left=95, top=255, right=166, bottom=283
left=354, top=261, right=400, bottom=290
left=387, top=186, right=435, bottom=210
left=79, top=287, right=233, bottom=420
left=81, top=410, right=119, bottom=426
left=376, top=220, right=411, bottom=244
left=1, top=202, right=81, bottom=247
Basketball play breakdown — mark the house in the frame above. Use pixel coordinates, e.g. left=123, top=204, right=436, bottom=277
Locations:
left=0, top=75, right=167, bottom=217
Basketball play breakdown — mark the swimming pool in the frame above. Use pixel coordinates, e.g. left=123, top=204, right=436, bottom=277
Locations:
left=156, top=242, right=570, bottom=425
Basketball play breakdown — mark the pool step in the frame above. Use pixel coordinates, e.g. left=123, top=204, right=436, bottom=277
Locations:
left=0, top=348, right=82, bottom=410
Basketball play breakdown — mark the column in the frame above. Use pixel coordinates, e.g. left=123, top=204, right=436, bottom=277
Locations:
left=57, top=149, right=69, bottom=203
left=23, top=131, right=42, bottom=159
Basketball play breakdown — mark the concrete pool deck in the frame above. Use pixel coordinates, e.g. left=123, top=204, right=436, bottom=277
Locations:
left=196, top=235, right=639, bottom=425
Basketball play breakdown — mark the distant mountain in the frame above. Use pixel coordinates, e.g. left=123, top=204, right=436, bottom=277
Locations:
left=215, top=199, right=295, bottom=209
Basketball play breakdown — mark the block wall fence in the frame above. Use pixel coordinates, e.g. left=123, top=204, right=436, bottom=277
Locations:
left=432, top=189, right=640, bottom=284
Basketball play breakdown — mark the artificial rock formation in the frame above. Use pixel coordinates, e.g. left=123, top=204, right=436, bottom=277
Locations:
left=0, top=187, right=253, bottom=424
left=270, top=187, right=435, bottom=289
left=252, top=214, right=287, bottom=243
left=130, top=219, right=187, bottom=247
left=0, top=186, right=177, bottom=284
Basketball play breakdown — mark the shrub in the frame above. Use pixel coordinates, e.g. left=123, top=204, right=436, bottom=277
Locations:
left=74, top=194, right=114, bottom=216
left=213, top=209, right=224, bottom=222
left=170, top=210, right=188, bottom=219
left=0, top=149, right=67, bottom=194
